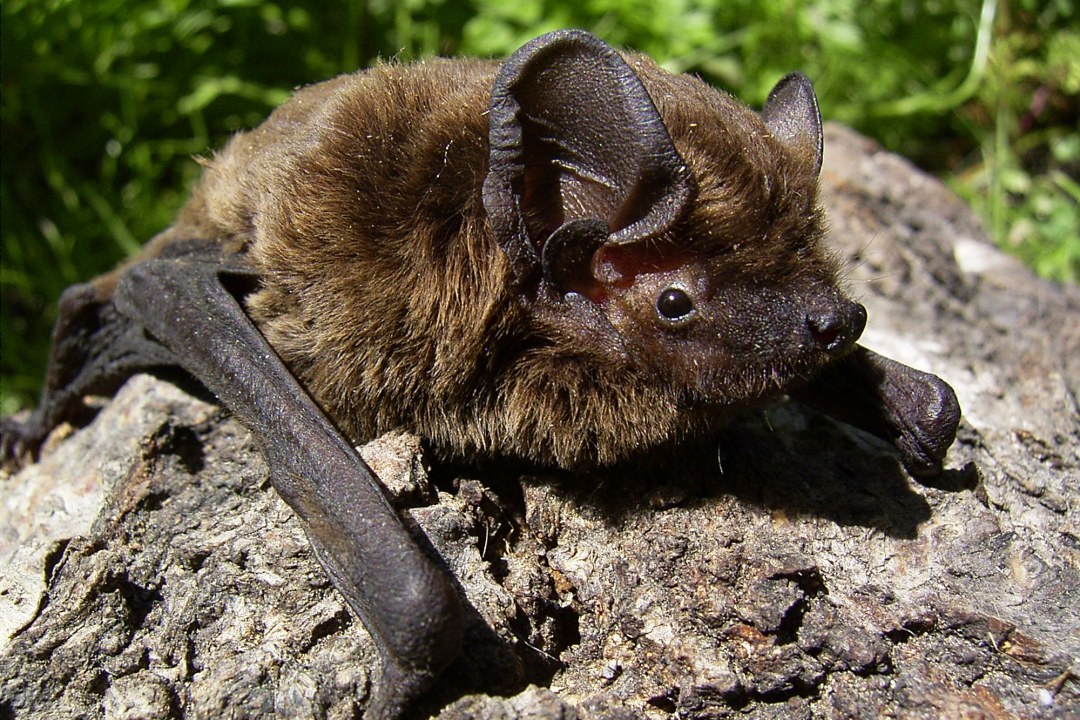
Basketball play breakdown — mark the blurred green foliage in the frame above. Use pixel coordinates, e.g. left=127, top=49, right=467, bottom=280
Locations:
left=2, top=0, right=1077, bottom=414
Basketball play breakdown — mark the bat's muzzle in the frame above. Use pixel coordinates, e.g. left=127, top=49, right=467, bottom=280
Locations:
left=806, top=300, right=866, bottom=353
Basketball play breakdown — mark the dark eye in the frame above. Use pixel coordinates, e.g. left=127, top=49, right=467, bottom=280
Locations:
left=656, top=287, right=694, bottom=321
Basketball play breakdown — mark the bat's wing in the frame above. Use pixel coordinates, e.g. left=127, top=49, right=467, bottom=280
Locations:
left=2, top=243, right=463, bottom=719
left=793, top=345, right=961, bottom=478
left=0, top=274, right=178, bottom=461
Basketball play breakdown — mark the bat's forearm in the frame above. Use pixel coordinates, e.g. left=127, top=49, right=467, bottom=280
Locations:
left=114, top=257, right=464, bottom=717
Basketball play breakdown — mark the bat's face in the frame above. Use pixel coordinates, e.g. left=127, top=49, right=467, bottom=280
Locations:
left=483, top=31, right=863, bottom=411
left=579, top=235, right=867, bottom=406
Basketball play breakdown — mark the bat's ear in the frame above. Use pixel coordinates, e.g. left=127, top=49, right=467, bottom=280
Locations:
left=762, top=72, right=823, bottom=175
left=483, top=29, right=695, bottom=288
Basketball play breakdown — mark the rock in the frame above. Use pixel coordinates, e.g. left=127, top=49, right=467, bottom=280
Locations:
left=2, top=125, right=1077, bottom=719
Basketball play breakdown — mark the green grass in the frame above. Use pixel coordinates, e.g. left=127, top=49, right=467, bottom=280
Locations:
left=2, top=0, right=1077, bottom=415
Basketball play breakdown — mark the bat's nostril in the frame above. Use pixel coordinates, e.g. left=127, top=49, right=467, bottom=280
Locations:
left=808, top=313, right=842, bottom=348
left=808, top=303, right=865, bottom=352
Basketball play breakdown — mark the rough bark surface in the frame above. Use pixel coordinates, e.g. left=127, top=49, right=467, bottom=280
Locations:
left=2, top=125, right=1077, bottom=719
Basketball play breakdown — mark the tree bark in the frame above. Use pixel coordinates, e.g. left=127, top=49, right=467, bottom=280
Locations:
left=2, top=125, right=1077, bottom=719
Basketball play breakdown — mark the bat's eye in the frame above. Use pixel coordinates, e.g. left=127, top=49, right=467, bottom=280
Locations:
left=656, top=287, right=694, bottom=322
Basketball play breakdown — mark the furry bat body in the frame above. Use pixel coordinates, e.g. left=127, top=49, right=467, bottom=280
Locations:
left=2, top=30, right=960, bottom=717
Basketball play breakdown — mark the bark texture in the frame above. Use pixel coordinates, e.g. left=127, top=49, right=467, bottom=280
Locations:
left=2, top=125, right=1078, bottom=719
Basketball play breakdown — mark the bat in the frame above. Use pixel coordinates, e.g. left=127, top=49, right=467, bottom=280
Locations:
left=1, top=30, right=960, bottom=718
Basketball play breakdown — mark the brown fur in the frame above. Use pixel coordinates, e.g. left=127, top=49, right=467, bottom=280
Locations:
left=150, top=51, right=846, bottom=470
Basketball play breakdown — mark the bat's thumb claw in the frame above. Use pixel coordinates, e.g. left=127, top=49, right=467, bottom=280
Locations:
left=1, top=414, right=46, bottom=469
left=365, top=660, right=439, bottom=720
left=891, top=370, right=961, bottom=478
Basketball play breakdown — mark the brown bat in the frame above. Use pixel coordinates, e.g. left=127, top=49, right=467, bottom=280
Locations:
left=1, top=30, right=960, bottom=718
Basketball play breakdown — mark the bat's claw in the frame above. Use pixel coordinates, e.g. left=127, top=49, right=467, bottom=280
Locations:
left=794, top=346, right=961, bottom=478
left=0, top=413, right=46, bottom=469
left=365, top=660, right=439, bottom=720
left=887, top=369, right=961, bottom=478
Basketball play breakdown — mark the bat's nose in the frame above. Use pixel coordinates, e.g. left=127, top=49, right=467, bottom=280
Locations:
left=806, top=301, right=866, bottom=353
